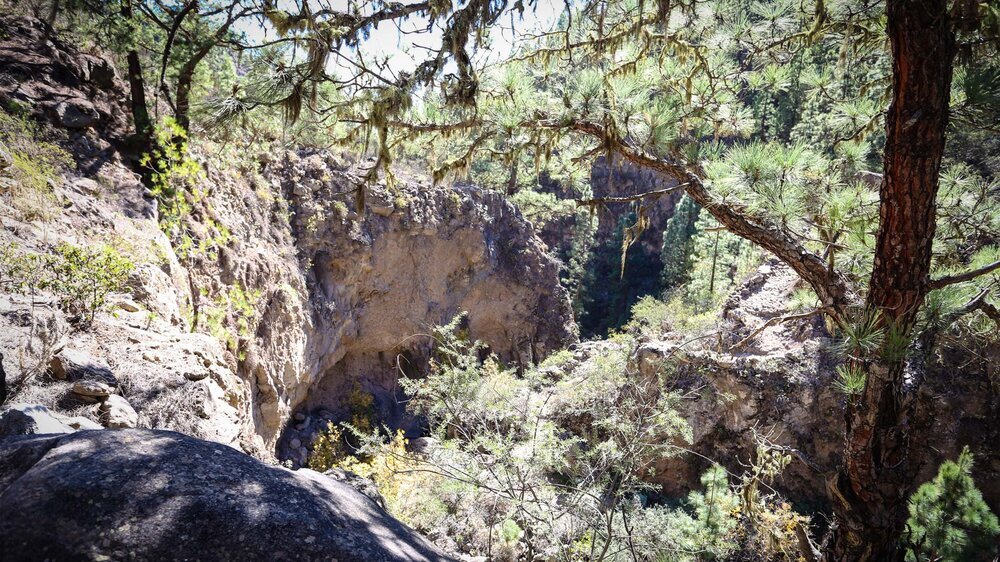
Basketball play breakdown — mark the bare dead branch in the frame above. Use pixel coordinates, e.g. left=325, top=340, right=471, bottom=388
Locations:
left=729, top=309, right=826, bottom=352
left=574, top=183, right=689, bottom=206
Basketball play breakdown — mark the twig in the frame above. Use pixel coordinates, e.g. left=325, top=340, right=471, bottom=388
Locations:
left=729, top=309, right=826, bottom=352
left=575, top=183, right=689, bottom=206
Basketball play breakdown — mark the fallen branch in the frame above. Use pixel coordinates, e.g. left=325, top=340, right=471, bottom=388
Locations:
left=980, top=300, right=1000, bottom=323
left=729, top=308, right=826, bottom=352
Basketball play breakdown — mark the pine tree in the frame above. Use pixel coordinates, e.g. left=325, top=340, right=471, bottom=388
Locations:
left=660, top=194, right=701, bottom=292
left=905, top=447, right=999, bottom=562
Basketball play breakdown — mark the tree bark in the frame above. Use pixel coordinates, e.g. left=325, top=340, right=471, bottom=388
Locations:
left=121, top=1, right=153, bottom=157
left=828, top=0, right=955, bottom=559
left=174, top=59, right=200, bottom=132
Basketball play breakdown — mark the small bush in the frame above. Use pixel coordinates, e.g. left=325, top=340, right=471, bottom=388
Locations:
left=45, top=243, right=135, bottom=323
left=309, top=425, right=445, bottom=530
left=201, top=283, right=260, bottom=358
left=623, top=295, right=670, bottom=336
left=308, top=422, right=351, bottom=471
left=140, top=117, right=204, bottom=232
left=1, top=242, right=134, bottom=325
left=538, top=349, right=574, bottom=370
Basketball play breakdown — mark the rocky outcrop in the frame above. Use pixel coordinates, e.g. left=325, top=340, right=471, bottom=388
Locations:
left=0, top=403, right=101, bottom=436
left=0, top=293, right=248, bottom=446
left=176, top=150, right=576, bottom=461
left=0, top=429, right=453, bottom=561
left=0, top=14, right=576, bottom=458
left=0, top=16, right=131, bottom=171
left=256, top=153, right=576, bottom=461
left=557, top=261, right=1000, bottom=513
left=702, top=266, right=997, bottom=509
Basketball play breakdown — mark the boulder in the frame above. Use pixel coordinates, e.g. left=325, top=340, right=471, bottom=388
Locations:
left=323, top=467, right=387, bottom=509
left=408, top=437, right=441, bottom=456
left=49, top=348, right=116, bottom=384
left=115, top=298, right=142, bottom=312
left=0, top=404, right=102, bottom=436
left=370, top=203, right=395, bottom=217
left=71, top=380, right=112, bottom=402
left=70, top=177, right=102, bottom=195
left=0, top=430, right=453, bottom=561
left=99, top=395, right=138, bottom=429
left=82, top=55, right=117, bottom=89
left=183, top=369, right=209, bottom=382
left=54, top=99, right=100, bottom=128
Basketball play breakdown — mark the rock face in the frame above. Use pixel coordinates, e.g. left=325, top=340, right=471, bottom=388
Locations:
left=0, top=16, right=131, bottom=169
left=0, top=15, right=577, bottom=458
left=253, top=153, right=577, bottom=457
left=0, top=430, right=453, bottom=562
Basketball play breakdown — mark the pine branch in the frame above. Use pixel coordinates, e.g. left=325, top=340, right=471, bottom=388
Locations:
left=728, top=309, right=827, bottom=352
left=540, top=117, right=854, bottom=319
left=928, top=259, right=1000, bottom=290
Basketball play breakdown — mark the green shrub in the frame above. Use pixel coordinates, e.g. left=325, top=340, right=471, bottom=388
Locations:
left=45, top=243, right=135, bottom=324
left=538, top=348, right=574, bottom=370
left=905, top=447, right=999, bottom=561
left=623, top=295, right=670, bottom=336
left=624, top=465, right=740, bottom=561
left=140, top=117, right=204, bottom=232
left=308, top=422, right=351, bottom=471
left=389, top=315, right=696, bottom=558
left=1, top=242, right=134, bottom=325
left=201, top=283, right=260, bottom=358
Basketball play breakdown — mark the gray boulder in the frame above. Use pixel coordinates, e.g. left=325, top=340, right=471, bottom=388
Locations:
left=0, top=429, right=453, bottom=561
left=71, top=379, right=112, bottom=403
left=0, top=404, right=102, bottom=436
left=49, top=348, right=116, bottom=384
left=54, top=99, right=100, bottom=128
left=323, top=467, right=388, bottom=509
left=98, top=395, right=138, bottom=428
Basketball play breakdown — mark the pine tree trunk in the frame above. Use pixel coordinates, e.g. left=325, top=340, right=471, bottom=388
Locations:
left=121, top=1, right=153, bottom=157
left=827, top=0, right=955, bottom=559
left=175, top=60, right=200, bottom=133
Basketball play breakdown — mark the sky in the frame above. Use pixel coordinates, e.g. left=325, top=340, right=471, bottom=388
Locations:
left=234, top=0, right=566, bottom=79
